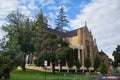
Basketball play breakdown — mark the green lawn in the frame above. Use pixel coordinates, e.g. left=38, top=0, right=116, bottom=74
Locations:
left=10, top=69, right=98, bottom=80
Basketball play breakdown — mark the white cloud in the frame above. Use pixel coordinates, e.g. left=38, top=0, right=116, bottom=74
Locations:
left=47, top=5, right=58, bottom=11
left=0, top=0, right=19, bottom=18
left=70, top=0, right=120, bottom=55
left=28, top=0, right=37, bottom=10
left=47, top=12, right=56, bottom=28
left=47, top=5, right=70, bottom=13
left=0, top=20, right=7, bottom=39
left=61, top=0, right=71, bottom=4
left=0, top=0, right=39, bottom=39
left=40, top=0, right=55, bottom=7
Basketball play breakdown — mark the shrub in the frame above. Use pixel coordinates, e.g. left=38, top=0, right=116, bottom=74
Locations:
left=0, top=55, right=14, bottom=79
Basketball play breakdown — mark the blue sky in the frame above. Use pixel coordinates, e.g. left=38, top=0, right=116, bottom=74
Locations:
left=0, top=0, right=120, bottom=59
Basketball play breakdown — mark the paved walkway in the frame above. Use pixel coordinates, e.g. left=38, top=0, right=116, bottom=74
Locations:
left=25, top=65, right=52, bottom=72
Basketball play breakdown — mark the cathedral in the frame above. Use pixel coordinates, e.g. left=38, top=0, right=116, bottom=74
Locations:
left=64, top=24, right=98, bottom=69
left=26, top=23, right=109, bottom=72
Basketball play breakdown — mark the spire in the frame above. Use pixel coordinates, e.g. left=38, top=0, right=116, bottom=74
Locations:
left=85, top=21, right=87, bottom=27
left=84, top=21, right=89, bottom=32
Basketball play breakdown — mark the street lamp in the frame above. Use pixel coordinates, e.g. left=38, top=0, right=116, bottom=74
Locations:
left=44, top=61, right=47, bottom=80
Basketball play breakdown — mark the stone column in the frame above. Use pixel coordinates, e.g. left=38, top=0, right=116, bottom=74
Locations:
left=50, top=62, right=52, bottom=70
left=82, top=48, right=85, bottom=74
left=25, top=54, right=29, bottom=65
left=78, top=49, right=80, bottom=63
left=66, top=61, right=69, bottom=73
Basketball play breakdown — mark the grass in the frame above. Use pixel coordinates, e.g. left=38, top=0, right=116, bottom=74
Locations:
left=10, top=69, right=98, bottom=80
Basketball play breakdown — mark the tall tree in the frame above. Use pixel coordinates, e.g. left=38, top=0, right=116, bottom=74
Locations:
left=1, top=10, right=26, bottom=68
left=55, top=38, right=69, bottom=72
left=55, top=7, right=69, bottom=32
left=40, top=32, right=58, bottom=74
left=112, top=45, right=120, bottom=67
left=18, top=18, right=35, bottom=71
left=33, top=9, right=48, bottom=54
left=1, top=10, right=35, bottom=71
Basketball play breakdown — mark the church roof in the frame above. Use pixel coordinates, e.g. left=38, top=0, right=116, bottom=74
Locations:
left=65, top=29, right=78, bottom=37
left=65, top=26, right=88, bottom=37
left=99, top=50, right=108, bottom=57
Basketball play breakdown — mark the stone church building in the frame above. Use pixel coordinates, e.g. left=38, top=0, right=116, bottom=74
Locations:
left=62, top=24, right=99, bottom=71
left=26, top=23, right=109, bottom=72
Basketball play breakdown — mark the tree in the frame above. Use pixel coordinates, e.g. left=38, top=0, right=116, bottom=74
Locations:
left=33, top=9, right=48, bottom=54
left=93, top=56, right=100, bottom=72
left=74, top=59, right=81, bottom=73
left=56, top=47, right=66, bottom=72
left=100, top=63, right=107, bottom=75
left=84, top=57, right=91, bottom=72
left=55, top=38, right=69, bottom=72
left=112, top=45, right=120, bottom=67
left=55, top=38, right=75, bottom=73
left=64, top=47, right=74, bottom=73
left=0, top=55, right=14, bottom=80
left=55, top=7, right=69, bottom=32
left=56, top=46, right=74, bottom=73
left=39, top=32, right=58, bottom=74
left=1, top=10, right=35, bottom=71
left=1, top=10, right=26, bottom=68
left=18, top=18, right=35, bottom=71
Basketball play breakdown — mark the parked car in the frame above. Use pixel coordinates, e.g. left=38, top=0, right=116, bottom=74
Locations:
left=96, top=76, right=120, bottom=80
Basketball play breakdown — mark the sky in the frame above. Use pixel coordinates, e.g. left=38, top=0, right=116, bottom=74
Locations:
left=0, top=0, right=120, bottom=59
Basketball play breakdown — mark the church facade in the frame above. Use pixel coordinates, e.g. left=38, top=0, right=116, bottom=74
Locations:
left=64, top=24, right=98, bottom=69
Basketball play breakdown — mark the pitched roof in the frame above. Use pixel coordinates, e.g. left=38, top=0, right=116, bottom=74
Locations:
left=99, top=50, right=108, bottom=57
left=65, top=27, right=85, bottom=37
left=65, top=29, right=78, bottom=37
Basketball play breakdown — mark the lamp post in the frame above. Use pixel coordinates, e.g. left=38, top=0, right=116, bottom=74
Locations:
left=58, top=59, right=61, bottom=72
left=44, top=61, right=47, bottom=80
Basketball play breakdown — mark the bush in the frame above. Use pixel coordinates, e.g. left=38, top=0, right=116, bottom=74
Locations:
left=0, top=55, right=14, bottom=79
left=100, top=63, right=107, bottom=75
left=74, top=59, right=81, bottom=69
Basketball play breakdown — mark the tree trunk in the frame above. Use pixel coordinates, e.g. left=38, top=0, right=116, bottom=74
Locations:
left=60, top=64, right=62, bottom=72
left=59, top=61, right=62, bottom=72
left=22, top=54, right=26, bottom=71
left=52, top=61, right=55, bottom=74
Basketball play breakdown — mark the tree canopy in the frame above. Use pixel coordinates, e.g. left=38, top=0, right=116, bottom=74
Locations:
left=55, top=7, right=69, bottom=32
left=112, top=45, right=120, bottom=67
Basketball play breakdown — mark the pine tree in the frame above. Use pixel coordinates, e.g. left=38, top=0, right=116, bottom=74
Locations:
left=55, top=7, right=69, bottom=32
left=33, top=9, right=48, bottom=54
